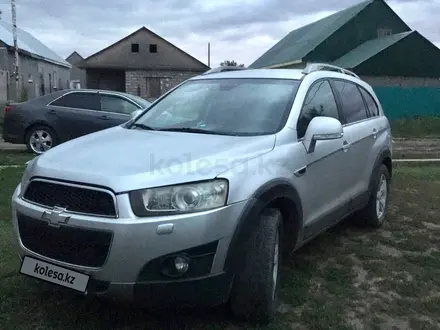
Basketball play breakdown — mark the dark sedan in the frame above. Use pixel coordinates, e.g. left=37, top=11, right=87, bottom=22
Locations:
left=2, top=89, right=151, bottom=154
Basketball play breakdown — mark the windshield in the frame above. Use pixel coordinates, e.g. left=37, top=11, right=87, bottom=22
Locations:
left=131, top=78, right=300, bottom=136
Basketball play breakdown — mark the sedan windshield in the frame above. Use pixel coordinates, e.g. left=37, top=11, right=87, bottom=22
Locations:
left=131, top=78, right=300, bottom=136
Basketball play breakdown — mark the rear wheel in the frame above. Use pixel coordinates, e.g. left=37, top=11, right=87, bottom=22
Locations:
left=357, top=164, right=391, bottom=228
left=25, top=125, right=57, bottom=154
left=229, top=208, right=282, bottom=323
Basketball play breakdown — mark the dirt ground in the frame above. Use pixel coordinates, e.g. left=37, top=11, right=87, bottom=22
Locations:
left=392, top=138, right=440, bottom=159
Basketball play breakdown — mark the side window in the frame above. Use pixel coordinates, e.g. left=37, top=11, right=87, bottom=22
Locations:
left=51, top=92, right=99, bottom=110
left=359, top=87, right=379, bottom=117
left=332, top=80, right=368, bottom=124
left=297, top=80, right=339, bottom=139
left=100, top=95, right=139, bottom=115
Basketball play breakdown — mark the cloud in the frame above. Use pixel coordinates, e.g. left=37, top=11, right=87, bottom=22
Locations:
left=0, top=0, right=438, bottom=67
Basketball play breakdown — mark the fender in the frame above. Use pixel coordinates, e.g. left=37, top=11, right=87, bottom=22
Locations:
left=223, top=179, right=303, bottom=273
left=368, top=147, right=392, bottom=193
left=24, top=120, right=58, bottom=143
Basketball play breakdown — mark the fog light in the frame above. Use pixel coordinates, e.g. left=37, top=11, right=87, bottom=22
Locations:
left=174, top=256, right=190, bottom=274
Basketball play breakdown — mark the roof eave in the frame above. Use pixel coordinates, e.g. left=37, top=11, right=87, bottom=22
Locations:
left=6, top=45, right=71, bottom=69
left=332, top=31, right=415, bottom=69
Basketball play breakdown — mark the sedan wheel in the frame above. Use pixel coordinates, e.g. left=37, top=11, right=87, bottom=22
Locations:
left=27, top=127, right=56, bottom=154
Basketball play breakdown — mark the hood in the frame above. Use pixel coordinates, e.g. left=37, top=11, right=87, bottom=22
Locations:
left=30, top=126, right=276, bottom=193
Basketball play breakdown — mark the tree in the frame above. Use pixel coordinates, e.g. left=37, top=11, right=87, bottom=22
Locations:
left=220, top=60, right=245, bottom=67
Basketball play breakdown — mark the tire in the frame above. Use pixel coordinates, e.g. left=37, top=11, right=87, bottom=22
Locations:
left=358, top=164, right=391, bottom=228
left=229, top=208, right=282, bottom=323
left=25, top=125, right=58, bottom=155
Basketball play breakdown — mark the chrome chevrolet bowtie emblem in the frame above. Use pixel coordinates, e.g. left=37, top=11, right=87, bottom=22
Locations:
left=41, top=206, right=70, bottom=227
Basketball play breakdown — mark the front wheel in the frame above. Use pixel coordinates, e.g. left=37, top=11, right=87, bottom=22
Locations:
left=229, top=208, right=282, bottom=323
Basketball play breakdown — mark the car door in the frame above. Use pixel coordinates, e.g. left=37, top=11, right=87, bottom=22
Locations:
left=98, top=93, right=140, bottom=128
left=47, top=91, right=103, bottom=141
left=297, top=79, right=352, bottom=234
left=330, top=79, right=372, bottom=207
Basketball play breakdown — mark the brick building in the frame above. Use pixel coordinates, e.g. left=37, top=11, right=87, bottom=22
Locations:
left=77, top=27, right=209, bottom=101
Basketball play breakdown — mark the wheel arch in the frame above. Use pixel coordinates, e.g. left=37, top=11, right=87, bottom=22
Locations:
left=223, top=179, right=303, bottom=273
left=369, top=148, right=392, bottom=192
left=24, top=121, right=58, bottom=144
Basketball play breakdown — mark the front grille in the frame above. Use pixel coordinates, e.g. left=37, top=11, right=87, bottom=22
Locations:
left=17, top=213, right=113, bottom=268
left=23, top=180, right=116, bottom=217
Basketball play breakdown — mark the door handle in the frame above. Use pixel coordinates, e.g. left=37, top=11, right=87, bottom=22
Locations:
left=372, top=128, right=377, bottom=139
left=47, top=109, right=56, bottom=115
left=342, top=140, right=350, bottom=152
left=99, top=115, right=109, bottom=120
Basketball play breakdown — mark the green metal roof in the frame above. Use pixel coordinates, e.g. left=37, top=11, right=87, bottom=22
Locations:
left=248, top=0, right=373, bottom=69
left=332, top=31, right=413, bottom=68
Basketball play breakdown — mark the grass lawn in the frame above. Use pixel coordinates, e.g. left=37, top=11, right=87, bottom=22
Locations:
left=1, top=165, right=440, bottom=329
left=390, top=116, right=440, bottom=138
left=0, top=150, right=34, bottom=166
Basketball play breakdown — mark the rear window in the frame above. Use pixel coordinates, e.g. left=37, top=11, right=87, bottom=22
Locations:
left=359, top=87, right=379, bottom=117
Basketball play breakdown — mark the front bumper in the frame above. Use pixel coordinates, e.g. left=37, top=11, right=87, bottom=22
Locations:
left=11, top=184, right=246, bottom=306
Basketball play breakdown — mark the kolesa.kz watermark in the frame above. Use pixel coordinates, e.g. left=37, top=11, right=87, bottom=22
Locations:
left=149, top=152, right=282, bottom=176
left=33, top=262, right=75, bottom=284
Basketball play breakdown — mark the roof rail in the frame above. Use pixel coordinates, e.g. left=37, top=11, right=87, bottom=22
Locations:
left=201, top=66, right=247, bottom=76
left=302, top=63, right=359, bottom=79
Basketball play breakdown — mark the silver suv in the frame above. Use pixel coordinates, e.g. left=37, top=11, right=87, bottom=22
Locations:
left=11, top=63, right=392, bottom=322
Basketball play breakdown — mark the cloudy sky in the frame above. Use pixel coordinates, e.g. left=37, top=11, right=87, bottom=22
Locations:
left=0, top=0, right=438, bottom=67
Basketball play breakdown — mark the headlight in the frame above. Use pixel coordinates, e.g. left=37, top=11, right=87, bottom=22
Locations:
left=129, top=179, right=228, bottom=216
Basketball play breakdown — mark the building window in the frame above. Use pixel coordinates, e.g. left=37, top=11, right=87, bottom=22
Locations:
left=149, top=44, right=157, bottom=53
left=377, top=28, right=392, bottom=37
left=146, top=77, right=161, bottom=98
left=40, top=73, right=45, bottom=96
left=53, top=71, right=57, bottom=89
left=131, top=43, right=139, bottom=52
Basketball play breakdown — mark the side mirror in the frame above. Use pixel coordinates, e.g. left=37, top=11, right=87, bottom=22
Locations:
left=303, top=116, right=343, bottom=153
left=131, top=109, right=143, bottom=119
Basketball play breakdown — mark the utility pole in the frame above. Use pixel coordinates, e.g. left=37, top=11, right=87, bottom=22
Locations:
left=11, top=0, right=20, bottom=100
left=208, top=42, right=210, bottom=68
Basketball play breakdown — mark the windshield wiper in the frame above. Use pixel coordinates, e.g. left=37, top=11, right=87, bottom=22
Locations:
left=157, top=127, right=224, bottom=135
left=131, top=123, right=156, bottom=131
